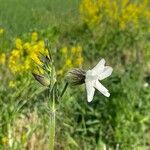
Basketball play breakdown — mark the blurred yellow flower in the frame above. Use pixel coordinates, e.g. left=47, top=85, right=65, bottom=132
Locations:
left=15, top=38, right=23, bottom=50
left=31, top=32, right=38, bottom=42
left=37, top=40, right=45, bottom=50
left=66, top=59, right=72, bottom=67
left=44, top=48, right=49, bottom=56
left=71, top=45, right=82, bottom=54
left=9, top=49, right=20, bottom=60
left=76, top=57, right=84, bottom=66
left=71, top=47, right=76, bottom=54
left=0, top=53, right=6, bottom=64
left=7, top=32, right=50, bottom=74
left=8, top=49, right=22, bottom=73
left=57, top=44, right=84, bottom=77
left=23, top=42, right=31, bottom=52
left=8, top=32, right=84, bottom=77
left=80, top=0, right=100, bottom=26
left=33, top=67, right=44, bottom=75
left=30, top=52, right=42, bottom=65
left=24, top=58, right=31, bottom=70
left=80, top=0, right=150, bottom=30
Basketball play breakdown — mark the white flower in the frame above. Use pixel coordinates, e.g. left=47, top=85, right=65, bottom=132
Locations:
left=85, top=58, right=113, bottom=102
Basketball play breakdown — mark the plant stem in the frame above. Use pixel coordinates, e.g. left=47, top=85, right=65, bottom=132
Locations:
left=49, top=82, right=68, bottom=150
left=49, top=103, right=55, bottom=150
left=49, top=85, right=56, bottom=150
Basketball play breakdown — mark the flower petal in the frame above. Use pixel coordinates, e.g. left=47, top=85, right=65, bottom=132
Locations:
left=85, top=80, right=95, bottom=102
left=98, top=66, right=113, bottom=80
left=92, top=58, right=105, bottom=75
left=94, top=80, right=110, bottom=97
left=86, top=70, right=98, bottom=81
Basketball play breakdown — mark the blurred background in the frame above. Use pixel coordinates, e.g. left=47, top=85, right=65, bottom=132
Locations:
left=0, top=0, right=150, bottom=149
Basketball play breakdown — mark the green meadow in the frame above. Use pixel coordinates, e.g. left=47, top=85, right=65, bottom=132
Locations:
left=0, top=0, right=80, bottom=35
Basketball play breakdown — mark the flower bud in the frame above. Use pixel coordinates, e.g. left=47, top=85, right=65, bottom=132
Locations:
left=32, top=73, right=50, bottom=86
left=66, top=68, right=85, bottom=86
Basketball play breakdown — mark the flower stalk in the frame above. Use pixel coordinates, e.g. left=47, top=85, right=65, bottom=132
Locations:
left=49, top=70, right=56, bottom=150
left=49, top=100, right=55, bottom=150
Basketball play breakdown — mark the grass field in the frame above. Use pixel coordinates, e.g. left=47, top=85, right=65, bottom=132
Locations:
left=0, top=0, right=150, bottom=150
left=0, top=0, right=80, bottom=36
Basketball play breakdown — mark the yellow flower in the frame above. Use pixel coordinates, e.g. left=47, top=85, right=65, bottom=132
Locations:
left=71, top=45, right=82, bottom=54
left=24, top=58, right=31, bottom=70
left=33, top=67, right=44, bottom=75
left=15, top=38, right=23, bottom=50
left=0, top=28, right=4, bottom=35
left=8, top=49, right=21, bottom=73
left=30, top=52, right=42, bottom=65
left=80, top=0, right=150, bottom=29
left=80, top=0, right=100, bottom=26
left=0, top=53, right=6, bottom=64
left=10, top=49, right=21, bottom=60
left=32, top=44, right=39, bottom=53
left=71, top=47, right=76, bottom=54
left=44, top=48, right=49, bottom=56
left=31, top=32, right=38, bottom=42
left=23, top=42, right=31, bottom=53
left=76, top=57, right=84, bottom=66
left=66, top=59, right=72, bottom=67
left=8, top=33, right=51, bottom=74
left=9, top=80, right=16, bottom=88
left=37, top=40, right=45, bottom=50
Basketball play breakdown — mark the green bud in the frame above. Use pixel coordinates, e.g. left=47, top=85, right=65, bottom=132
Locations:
left=32, top=73, right=50, bottom=86
left=66, top=68, right=85, bottom=86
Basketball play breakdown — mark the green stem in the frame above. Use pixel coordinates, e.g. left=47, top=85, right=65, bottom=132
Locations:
left=49, top=103, right=55, bottom=150
left=49, top=82, right=68, bottom=150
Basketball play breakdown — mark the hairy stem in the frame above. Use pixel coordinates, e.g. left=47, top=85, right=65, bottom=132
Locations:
left=49, top=103, right=55, bottom=150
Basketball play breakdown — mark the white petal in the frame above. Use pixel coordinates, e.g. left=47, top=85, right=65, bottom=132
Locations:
left=98, top=66, right=113, bottom=80
left=86, top=70, right=98, bottom=81
left=94, top=80, right=110, bottom=97
left=92, top=58, right=105, bottom=74
left=85, top=80, right=95, bottom=102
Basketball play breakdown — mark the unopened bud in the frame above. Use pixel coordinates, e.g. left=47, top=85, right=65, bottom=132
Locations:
left=32, top=73, right=50, bottom=86
left=66, top=68, right=85, bottom=86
